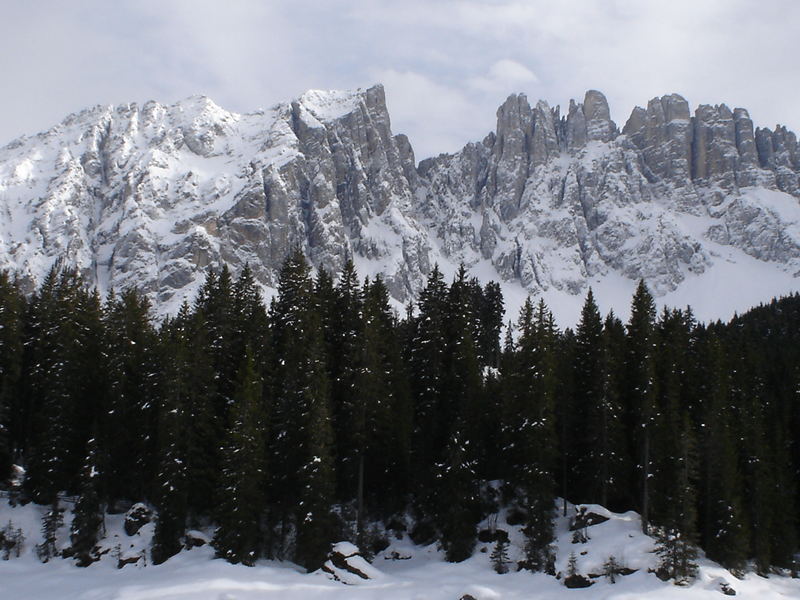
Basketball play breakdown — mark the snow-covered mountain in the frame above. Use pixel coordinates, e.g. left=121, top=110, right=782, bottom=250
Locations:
left=1, top=85, right=799, bottom=322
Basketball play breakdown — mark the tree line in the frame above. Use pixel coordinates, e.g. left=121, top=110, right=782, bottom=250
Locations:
left=0, top=252, right=797, bottom=577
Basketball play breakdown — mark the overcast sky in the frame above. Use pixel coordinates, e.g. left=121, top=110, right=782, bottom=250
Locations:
left=1, top=0, right=798, bottom=159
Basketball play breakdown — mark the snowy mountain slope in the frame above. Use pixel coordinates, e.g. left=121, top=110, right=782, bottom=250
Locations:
left=1, top=498, right=798, bottom=600
left=0, top=85, right=799, bottom=322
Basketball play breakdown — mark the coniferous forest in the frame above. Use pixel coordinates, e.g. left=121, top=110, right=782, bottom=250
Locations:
left=0, top=250, right=798, bottom=577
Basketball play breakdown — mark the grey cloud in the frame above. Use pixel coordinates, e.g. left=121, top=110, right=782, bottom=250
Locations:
left=0, top=0, right=798, bottom=160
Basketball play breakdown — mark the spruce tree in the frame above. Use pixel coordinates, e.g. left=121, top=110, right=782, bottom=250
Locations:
left=603, top=555, right=621, bottom=583
left=232, top=264, right=268, bottom=365
left=180, top=305, right=219, bottom=519
left=195, top=265, right=237, bottom=420
left=102, top=288, right=159, bottom=502
left=491, top=537, right=510, bottom=574
left=269, top=249, right=337, bottom=566
left=571, top=288, right=608, bottom=504
left=294, top=327, right=337, bottom=570
left=503, top=299, right=557, bottom=572
left=70, top=438, right=104, bottom=566
left=477, top=281, right=504, bottom=368
left=700, top=336, right=749, bottom=574
left=355, top=276, right=412, bottom=521
left=601, top=311, right=632, bottom=510
left=408, top=266, right=449, bottom=521
left=36, top=500, right=64, bottom=562
left=624, top=280, right=658, bottom=533
left=437, top=413, right=479, bottom=562
left=321, top=261, right=363, bottom=505
left=655, top=526, right=698, bottom=584
left=650, top=309, right=700, bottom=560
left=151, top=318, right=191, bottom=565
left=435, top=269, right=484, bottom=562
left=24, top=265, right=91, bottom=501
left=213, top=350, right=268, bottom=566
left=0, top=271, right=23, bottom=482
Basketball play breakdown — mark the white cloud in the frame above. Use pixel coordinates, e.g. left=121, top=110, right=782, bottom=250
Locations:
left=376, top=70, right=487, bottom=158
left=0, top=1, right=798, bottom=159
left=468, top=60, right=539, bottom=94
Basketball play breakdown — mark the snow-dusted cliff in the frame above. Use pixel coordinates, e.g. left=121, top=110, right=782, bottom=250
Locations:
left=1, top=85, right=798, bottom=322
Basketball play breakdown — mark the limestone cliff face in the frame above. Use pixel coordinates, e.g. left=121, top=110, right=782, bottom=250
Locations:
left=422, top=90, right=800, bottom=298
left=0, top=86, right=798, bottom=317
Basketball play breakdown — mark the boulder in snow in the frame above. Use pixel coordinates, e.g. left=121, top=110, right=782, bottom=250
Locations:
left=123, top=503, right=153, bottom=536
left=569, top=506, right=610, bottom=531
left=322, top=541, right=383, bottom=584
left=185, top=529, right=210, bottom=548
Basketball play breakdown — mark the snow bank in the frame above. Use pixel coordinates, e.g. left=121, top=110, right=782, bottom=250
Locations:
left=1, top=497, right=798, bottom=599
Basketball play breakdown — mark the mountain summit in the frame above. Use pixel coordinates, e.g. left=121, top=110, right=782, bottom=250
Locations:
left=0, top=85, right=798, bottom=320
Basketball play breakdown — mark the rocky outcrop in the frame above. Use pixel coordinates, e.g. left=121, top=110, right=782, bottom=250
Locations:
left=421, top=90, right=800, bottom=298
left=123, top=503, right=153, bottom=536
left=0, top=86, right=798, bottom=318
left=321, top=542, right=383, bottom=583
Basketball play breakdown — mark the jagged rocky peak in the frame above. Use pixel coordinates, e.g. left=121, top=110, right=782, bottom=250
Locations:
left=755, top=124, right=800, bottom=195
left=691, top=102, right=740, bottom=187
left=620, top=94, right=800, bottom=196
left=492, top=89, right=618, bottom=165
left=0, top=85, right=799, bottom=322
left=418, top=87, right=800, bottom=305
left=623, top=94, right=693, bottom=185
left=582, top=89, right=616, bottom=143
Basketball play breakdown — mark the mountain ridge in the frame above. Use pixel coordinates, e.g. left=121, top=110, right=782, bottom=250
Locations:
left=0, top=84, right=798, bottom=323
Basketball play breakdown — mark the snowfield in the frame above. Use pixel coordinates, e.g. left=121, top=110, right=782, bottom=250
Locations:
left=1, top=499, right=798, bottom=599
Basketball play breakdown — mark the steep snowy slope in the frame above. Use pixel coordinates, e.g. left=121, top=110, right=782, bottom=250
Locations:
left=0, top=86, right=799, bottom=322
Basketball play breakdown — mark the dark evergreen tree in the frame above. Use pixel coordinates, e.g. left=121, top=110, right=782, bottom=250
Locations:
left=102, top=288, right=159, bottom=502
left=151, top=318, right=191, bottom=565
left=0, top=271, right=23, bottom=482
left=69, top=438, right=104, bottom=566
left=232, top=264, right=268, bottom=364
left=269, top=250, right=337, bottom=567
left=502, top=299, right=557, bottom=572
left=24, top=265, right=94, bottom=502
left=179, top=305, right=219, bottom=519
left=476, top=281, right=504, bottom=368
left=434, top=268, right=485, bottom=562
left=355, top=276, right=412, bottom=522
left=624, top=280, right=658, bottom=533
left=491, top=537, right=510, bottom=574
left=655, top=526, right=698, bottom=584
left=320, top=261, right=363, bottom=505
left=293, top=335, right=337, bottom=570
left=213, top=350, right=268, bottom=566
left=36, top=500, right=64, bottom=562
left=700, top=336, right=749, bottom=574
left=194, top=266, right=237, bottom=423
left=408, top=266, right=449, bottom=521
left=650, top=309, right=700, bottom=558
left=571, top=289, right=608, bottom=504
left=601, top=310, right=632, bottom=510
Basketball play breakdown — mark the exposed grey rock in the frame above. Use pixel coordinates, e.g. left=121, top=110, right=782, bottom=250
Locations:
left=623, top=94, right=692, bottom=186
left=583, top=90, right=616, bottom=143
left=565, top=99, right=586, bottom=151
left=692, top=103, right=739, bottom=187
left=488, top=94, right=533, bottom=220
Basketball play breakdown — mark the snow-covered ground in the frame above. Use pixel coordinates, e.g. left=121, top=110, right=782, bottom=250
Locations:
left=1, top=498, right=798, bottom=600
